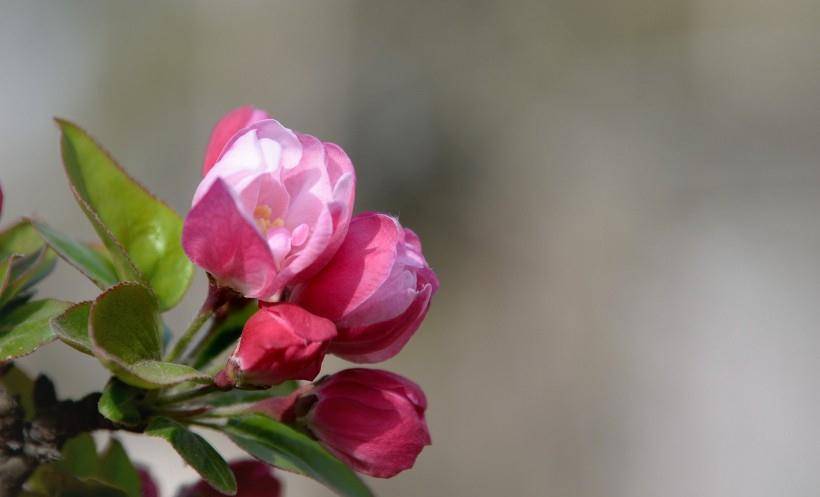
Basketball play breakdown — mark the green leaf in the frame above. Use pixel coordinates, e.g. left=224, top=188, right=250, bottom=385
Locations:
left=54, top=434, right=141, bottom=497
left=0, top=220, right=45, bottom=259
left=0, top=363, right=35, bottom=417
left=0, top=248, right=57, bottom=308
left=89, top=282, right=160, bottom=366
left=50, top=301, right=93, bottom=355
left=56, top=119, right=194, bottom=310
left=0, top=221, right=57, bottom=307
left=99, top=439, right=141, bottom=497
left=89, top=283, right=208, bottom=389
left=58, top=433, right=99, bottom=479
left=32, top=222, right=118, bottom=289
left=225, top=414, right=374, bottom=497
left=98, top=378, right=144, bottom=426
left=27, top=465, right=129, bottom=497
left=124, top=360, right=210, bottom=389
left=0, top=255, right=17, bottom=298
left=0, top=299, right=71, bottom=362
left=146, top=416, right=237, bottom=495
left=192, top=301, right=256, bottom=370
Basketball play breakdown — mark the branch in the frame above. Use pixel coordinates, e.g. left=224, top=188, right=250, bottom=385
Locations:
left=0, top=383, right=127, bottom=497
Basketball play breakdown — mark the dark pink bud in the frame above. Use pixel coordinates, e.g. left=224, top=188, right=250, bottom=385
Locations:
left=291, top=212, right=439, bottom=363
left=178, top=460, right=281, bottom=497
left=303, top=368, right=431, bottom=478
left=137, top=466, right=159, bottom=497
left=250, top=387, right=308, bottom=423
left=220, top=304, right=336, bottom=388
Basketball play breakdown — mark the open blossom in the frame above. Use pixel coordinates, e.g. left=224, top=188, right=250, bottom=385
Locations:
left=183, top=109, right=355, bottom=301
left=270, top=368, right=431, bottom=478
left=178, top=460, right=282, bottom=497
left=216, top=303, right=336, bottom=388
left=291, top=212, right=439, bottom=363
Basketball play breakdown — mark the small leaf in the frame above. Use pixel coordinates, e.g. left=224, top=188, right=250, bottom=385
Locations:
left=0, top=256, right=16, bottom=298
left=27, top=465, right=129, bottom=497
left=225, top=414, right=374, bottom=497
left=98, top=378, right=144, bottom=426
left=54, top=434, right=141, bottom=497
left=0, top=248, right=57, bottom=307
left=0, top=363, right=35, bottom=417
left=192, top=301, right=256, bottom=370
left=58, top=433, right=99, bottom=479
left=146, top=416, right=237, bottom=495
left=50, top=301, right=93, bottom=355
left=56, top=119, right=194, bottom=310
left=0, top=221, right=57, bottom=307
left=0, top=299, right=71, bottom=362
left=90, top=282, right=160, bottom=361
left=32, top=222, right=118, bottom=289
left=0, top=220, right=44, bottom=259
left=89, top=283, right=208, bottom=388
left=114, top=360, right=210, bottom=390
left=99, top=439, right=141, bottom=497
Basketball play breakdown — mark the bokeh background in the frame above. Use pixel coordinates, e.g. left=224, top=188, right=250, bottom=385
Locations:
left=3, top=1, right=820, bottom=496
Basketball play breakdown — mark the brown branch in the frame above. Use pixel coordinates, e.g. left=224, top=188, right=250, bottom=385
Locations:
left=0, top=384, right=129, bottom=497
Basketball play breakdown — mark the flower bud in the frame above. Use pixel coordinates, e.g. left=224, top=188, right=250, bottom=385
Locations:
left=178, top=460, right=281, bottom=497
left=300, top=368, right=431, bottom=478
left=218, top=303, right=336, bottom=388
left=291, top=212, right=439, bottom=363
left=183, top=112, right=356, bottom=301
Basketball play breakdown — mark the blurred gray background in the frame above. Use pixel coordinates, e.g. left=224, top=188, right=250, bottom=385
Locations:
left=3, top=1, right=820, bottom=496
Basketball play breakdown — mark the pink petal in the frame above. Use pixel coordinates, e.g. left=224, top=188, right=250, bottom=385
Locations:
left=293, top=213, right=402, bottom=321
left=331, top=282, right=434, bottom=363
left=182, top=178, right=279, bottom=300
left=202, top=106, right=269, bottom=176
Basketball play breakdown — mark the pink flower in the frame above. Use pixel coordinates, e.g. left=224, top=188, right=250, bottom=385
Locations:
left=291, top=212, right=439, bottom=363
left=183, top=112, right=356, bottom=301
left=299, top=368, right=431, bottom=478
left=137, top=467, right=158, bottom=497
left=216, top=303, right=336, bottom=388
left=178, top=460, right=282, bottom=497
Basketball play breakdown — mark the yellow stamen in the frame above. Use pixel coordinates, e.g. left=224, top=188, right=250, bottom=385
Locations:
left=253, top=204, right=284, bottom=234
left=254, top=204, right=272, bottom=220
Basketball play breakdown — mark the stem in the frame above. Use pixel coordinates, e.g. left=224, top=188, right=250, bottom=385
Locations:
left=155, top=385, right=219, bottom=406
left=165, top=309, right=213, bottom=363
left=187, top=419, right=224, bottom=431
left=0, top=385, right=135, bottom=497
left=151, top=407, right=211, bottom=419
left=165, top=275, right=241, bottom=363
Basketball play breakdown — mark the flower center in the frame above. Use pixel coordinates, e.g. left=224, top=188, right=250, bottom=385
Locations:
left=254, top=204, right=285, bottom=234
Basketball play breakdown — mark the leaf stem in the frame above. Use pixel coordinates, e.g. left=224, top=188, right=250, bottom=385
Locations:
left=155, top=385, right=220, bottom=406
left=187, top=419, right=225, bottom=430
left=165, top=275, right=241, bottom=363
left=165, top=308, right=213, bottom=362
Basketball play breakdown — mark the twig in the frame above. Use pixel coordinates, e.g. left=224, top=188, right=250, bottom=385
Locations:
left=0, top=385, right=134, bottom=497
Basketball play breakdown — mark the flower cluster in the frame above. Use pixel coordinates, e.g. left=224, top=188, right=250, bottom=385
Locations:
left=182, top=107, right=439, bottom=478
